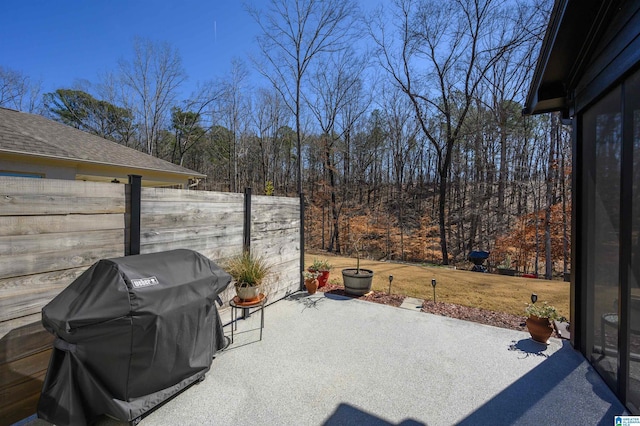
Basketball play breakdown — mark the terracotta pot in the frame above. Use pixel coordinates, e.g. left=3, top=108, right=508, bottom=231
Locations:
left=308, top=268, right=330, bottom=288
left=317, top=270, right=330, bottom=287
left=304, top=278, right=318, bottom=295
left=526, top=315, right=554, bottom=344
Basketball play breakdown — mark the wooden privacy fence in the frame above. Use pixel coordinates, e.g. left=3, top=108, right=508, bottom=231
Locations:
left=0, top=176, right=301, bottom=425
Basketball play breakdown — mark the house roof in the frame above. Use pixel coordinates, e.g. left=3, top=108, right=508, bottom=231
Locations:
left=524, top=0, right=620, bottom=116
left=0, top=107, right=206, bottom=179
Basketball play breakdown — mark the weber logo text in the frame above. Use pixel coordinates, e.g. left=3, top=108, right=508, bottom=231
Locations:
left=131, top=276, right=160, bottom=288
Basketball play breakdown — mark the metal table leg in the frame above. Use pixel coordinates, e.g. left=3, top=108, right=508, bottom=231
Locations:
left=229, top=298, right=266, bottom=344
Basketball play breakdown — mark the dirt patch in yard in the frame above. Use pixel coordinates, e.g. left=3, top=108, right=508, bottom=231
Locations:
left=317, top=283, right=405, bottom=307
left=421, top=300, right=527, bottom=332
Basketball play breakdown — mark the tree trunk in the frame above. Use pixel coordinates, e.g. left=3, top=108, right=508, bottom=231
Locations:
left=438, top=169, right=449, bottom=265
left=545, top=113, right=559, bottom=279
left=497, top=118, right=508, bottom=228
left=560, top=130, right=569, bottom=275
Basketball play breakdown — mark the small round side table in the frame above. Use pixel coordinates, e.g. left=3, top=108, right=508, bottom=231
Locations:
left=229, top=294, right=266, bottom=343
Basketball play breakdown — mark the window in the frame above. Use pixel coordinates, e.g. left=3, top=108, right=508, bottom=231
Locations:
left=582, top=68, right=640, bottom=413
left=628, top=69, right=640, bottom=413
left=583, top=86, right=621, bottom=390
left=0, top=171, right=43, bottom=178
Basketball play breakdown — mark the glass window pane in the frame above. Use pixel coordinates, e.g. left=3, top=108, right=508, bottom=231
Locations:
left=629, top=69, right=640, bottom=414
left=584, top=86, right=621, bottom=390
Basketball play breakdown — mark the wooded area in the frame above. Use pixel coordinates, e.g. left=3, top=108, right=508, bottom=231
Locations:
left=1, top=0, right=569, bottom=277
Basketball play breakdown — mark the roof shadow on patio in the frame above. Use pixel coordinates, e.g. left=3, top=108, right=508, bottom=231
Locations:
left=324, top=403, right=425, bottom=426
left=458, top=340, right=626, bottom=425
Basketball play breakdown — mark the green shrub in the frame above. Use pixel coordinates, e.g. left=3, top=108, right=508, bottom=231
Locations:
left=226, top=252, right=270, bottom=287
left=525, top=301, right=566, bottom=321
left=309, top=258, right=332, bottom=272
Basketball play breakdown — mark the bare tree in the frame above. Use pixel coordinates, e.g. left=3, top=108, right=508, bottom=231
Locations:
left=252, top=86, right=293, bottom=193
left=213, top=59, right=250, bottom=192
left=0, top=66, right=43, bottom=113
left=544, top=112, right=560, bottom=279
left=247, top=0, right=359, bottom=194
left=118, top=38, right=186, bottom=156
left=480, top=0, right=549, bottom=230
left=96, top=71, right=139, bottom=149
left=382, top=85, right=420, bottom=260
left=371, top=0, right=535, bottom=264
left=306, top=48, right=369, bottom=252
left=559, top=121, right=571, bottom=276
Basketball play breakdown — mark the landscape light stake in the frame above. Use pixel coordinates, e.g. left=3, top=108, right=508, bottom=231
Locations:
left=431, top=279, right=437, bottom=303
left=388, top=275, right=394, bottom=295
left=531, top=293, right=538, bottom=304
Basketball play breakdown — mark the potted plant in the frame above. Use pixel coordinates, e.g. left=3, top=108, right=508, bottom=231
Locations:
left=308, top=258, right=332, bottom=288
left=302, top=271, right=319, bottom=295
left=226, top=251, right=270, bottom=302
left=342, top=236, right=374, bottom=296
left=524, top=301, right=565, bottom=344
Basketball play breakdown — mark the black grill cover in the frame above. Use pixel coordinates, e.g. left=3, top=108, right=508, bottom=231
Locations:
left=467, top=251, right=490, bottom=265
left=37, top=249, right=231, bottom=425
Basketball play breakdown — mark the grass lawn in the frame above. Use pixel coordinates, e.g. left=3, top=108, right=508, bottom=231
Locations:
left=306, top=253, right=570, bottom=319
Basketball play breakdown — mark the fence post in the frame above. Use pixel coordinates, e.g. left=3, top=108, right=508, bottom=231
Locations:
left=300, top=192, right=305, bottom=291
left=243, top=187, right=252, bottom=253
left=127, top=175, right=142, bottom=256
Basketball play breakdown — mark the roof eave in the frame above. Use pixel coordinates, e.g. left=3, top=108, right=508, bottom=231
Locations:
left=524, top=0, right=569, bottom=116
left=0, top=148, right=207, bottom=179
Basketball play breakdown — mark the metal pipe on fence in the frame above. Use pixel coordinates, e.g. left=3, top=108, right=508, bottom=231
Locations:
left=243, top=187, right=252, bottom=254
left=300, top=191, right=305, bottom=291
left=127, top=175, right=141, bottom=256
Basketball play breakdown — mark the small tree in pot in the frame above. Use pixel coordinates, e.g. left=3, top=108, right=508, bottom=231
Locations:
left=342, top=235, right=374, bottom=296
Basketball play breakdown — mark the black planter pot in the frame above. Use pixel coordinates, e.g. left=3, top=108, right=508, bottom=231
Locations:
left=497, top=268, right=517, bottom=276
left=342, top=268, right=374, bottom=296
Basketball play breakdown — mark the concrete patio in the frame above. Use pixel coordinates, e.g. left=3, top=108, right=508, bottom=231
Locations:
left=25, top=292, right=627, bottom=426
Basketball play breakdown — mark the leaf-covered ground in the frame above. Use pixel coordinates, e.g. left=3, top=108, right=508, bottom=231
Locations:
left=318, top=283, right=405, bottom=307
left=421, top=300, right=527, bottom=332
left=318, top=283, right=533, bottom=333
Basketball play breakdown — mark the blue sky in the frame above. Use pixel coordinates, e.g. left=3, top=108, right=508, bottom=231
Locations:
left=1, top=1, right=263, bottom=98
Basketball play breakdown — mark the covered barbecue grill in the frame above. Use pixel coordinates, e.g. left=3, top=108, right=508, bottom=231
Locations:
left=468, top=250, right=490, bottom=273
left=37, top=249, right=231, bottom=426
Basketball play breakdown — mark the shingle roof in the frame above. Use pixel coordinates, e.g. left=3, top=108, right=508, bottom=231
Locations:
left=0, top=107, right=205, bottom=178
